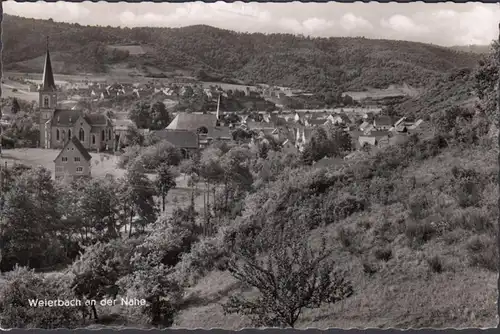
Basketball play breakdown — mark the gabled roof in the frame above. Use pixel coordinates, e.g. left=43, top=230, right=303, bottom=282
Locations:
left=151, top=130, right=199, bottom=148
left=207, top=126, right=232, bottom=139
left=84, top=114, right=111, bottom=127
left=166, top=113, right=218, bottom=131
left=374, top=115, right=394, bottom=126
left=51, top=109, right=83, bottom=126
left=54, top=136, right=92, bottom=162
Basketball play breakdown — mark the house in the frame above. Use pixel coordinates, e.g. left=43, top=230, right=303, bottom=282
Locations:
left=149, top=129, right=199, bottom=158
left=327, top=113, right=351, bottom=125
left=38, top=42, right=114, bottom=151
left=54, top=136, right=92, bottom=180
left=373, top=116, right=394, bottom=130
left=166, top=113, right=218, bottom=133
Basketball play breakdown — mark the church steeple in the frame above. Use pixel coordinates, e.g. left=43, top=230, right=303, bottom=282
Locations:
left=41, top=36, right=56, bottom=91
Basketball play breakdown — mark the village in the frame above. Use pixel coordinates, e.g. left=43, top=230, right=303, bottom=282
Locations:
left=0, top=42, right=425, bottom=181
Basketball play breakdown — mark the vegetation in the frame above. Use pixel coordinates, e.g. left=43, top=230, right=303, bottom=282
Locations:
left=3, top=15, right=480, bottom=92
left=0, top=15, right=498, bottom=331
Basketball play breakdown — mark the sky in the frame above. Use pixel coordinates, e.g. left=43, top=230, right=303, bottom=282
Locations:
left=3, top=1, right=500, bottom=46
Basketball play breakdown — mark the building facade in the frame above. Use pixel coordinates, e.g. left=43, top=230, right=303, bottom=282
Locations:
left=38, top=41, right=114, bottom=151
left=54, top=136, right=92, bottom=180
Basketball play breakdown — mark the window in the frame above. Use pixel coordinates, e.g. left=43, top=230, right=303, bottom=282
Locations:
left=101, top=130, right=105, bottom=141
left=62, top=130, right=66, bottom=141
left=92, top=134, right=96, bottom=145
left=43, top=96, right=49, bottom=108
left=62, top=157, right=68, bottom=162
left=55, top=166, right=63, bottom=173
left=76, top=167, right=83, bottom=173
left=79, top=128, right=85, bottom=141
left=56, top=129, right=60, bottom=141
left=74, top=157, right=81, bottom=162
left=68, top=129, right=72, bottom=139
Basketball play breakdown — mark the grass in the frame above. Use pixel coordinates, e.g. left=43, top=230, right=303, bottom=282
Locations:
left=170, top=144, right=498, bottom=329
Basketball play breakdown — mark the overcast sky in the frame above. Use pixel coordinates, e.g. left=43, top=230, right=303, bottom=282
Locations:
left=4, top=1, right=500, bottom=46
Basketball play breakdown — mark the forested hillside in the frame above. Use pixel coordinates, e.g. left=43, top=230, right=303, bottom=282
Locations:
left=3, top=14, right=481, bottom=92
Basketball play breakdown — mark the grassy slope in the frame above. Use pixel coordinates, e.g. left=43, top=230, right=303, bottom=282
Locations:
left=174, top=145, right=498, bottom=329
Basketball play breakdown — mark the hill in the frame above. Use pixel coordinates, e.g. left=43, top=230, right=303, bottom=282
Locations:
left=450, top=45, right=491, bottom=54
left=3, top=15, right=481, bottom=92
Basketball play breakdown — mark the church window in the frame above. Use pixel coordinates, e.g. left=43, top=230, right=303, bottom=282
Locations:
left=92, top=134, right=95, bottom=145
left=68, top=129, right=72, bottom=139
left=43, top=96, right=49, bottom=108
left=56, top=129, right=60, bottom=141
left=101, top=130, right=105, bottom=141
left=108, top=129, right=111, bottom=140
left=79, top=128, right=85, bottom=142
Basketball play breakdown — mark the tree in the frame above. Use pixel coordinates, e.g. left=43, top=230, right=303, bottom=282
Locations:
left=125, top=125, right=144, bottom=146
left=129, top=101, right=151, bottom=129
left=11, top=98, right=20, bottom=114
left=79, top=178, right=120, bottom=242
left=223, top=221, right=353, bottom=328
left=120, top=161, right=158, bottom=236
left=156, top=164, right=177, bottom=212
left=150, top=101, right=172, bottom=130
left=71, top=241, right=129, bottom=321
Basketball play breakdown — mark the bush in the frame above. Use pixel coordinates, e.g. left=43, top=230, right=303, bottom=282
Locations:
left=373, top=246, right=392, bottom=262
left=426, top=255, right=444, bottom=273
left=0, top=266, right=81, bottom=329
left=405, top=220, right=437, bottom=246
left=117, top=145, right=142, bottom=169
left=466, top=235, right=498, bottom=272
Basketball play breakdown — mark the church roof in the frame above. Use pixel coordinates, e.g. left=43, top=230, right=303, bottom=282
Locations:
left=52, top=109, right=81, bottom=126
left=42, top=40, right=57, bottom=92
left=54, top=136, right=92, bottom=162
left=84, top=114, right=111, bottom=126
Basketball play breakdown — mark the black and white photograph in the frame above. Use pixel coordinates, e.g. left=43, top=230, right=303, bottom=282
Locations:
left=0, top=0, right=498, bottom=329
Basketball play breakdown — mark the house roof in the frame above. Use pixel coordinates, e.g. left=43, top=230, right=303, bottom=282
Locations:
left=207, top=126, right=232, bottom=139
left=369, top=130, right=390, bottom=139
left=374, top=116, right=393, bottom=126
left=151, top=130, right=199, bottom=148
left=54, top=136, right=92, bottom=162
left=166, top=113, right=218, bottom=131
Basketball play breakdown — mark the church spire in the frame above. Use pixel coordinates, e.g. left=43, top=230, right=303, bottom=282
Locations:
left=42, top=36, right=56, bottom=91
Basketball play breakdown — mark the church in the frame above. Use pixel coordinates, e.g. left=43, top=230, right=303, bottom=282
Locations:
left=38, top=39, right=114, bottom=151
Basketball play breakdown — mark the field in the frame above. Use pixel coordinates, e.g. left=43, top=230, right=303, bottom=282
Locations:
left=2, top=80, right=40, bottom=101
left=343, top=84, right=422, bottom=102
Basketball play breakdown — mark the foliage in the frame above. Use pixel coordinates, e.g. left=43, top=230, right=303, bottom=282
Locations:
left=129, top=101, right=172, bottom=130
left=156, top=164, right=178, bottom=212
left=0, top=266, right=81, bottom=329
left=3, top=15, right=480, bottom=92
left=223, top=221, right=353, bottom=328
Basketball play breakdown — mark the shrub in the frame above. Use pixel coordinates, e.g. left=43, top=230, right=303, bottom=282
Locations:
left=426, top=255, right=444, bottom=273
left=405, top=220, right=437, bottom=246
left=373, top=246, right=392, bottom=262
left=466, top=235, right=498, bottom=272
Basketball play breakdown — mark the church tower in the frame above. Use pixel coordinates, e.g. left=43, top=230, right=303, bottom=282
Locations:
left=39, top=37, right=58, bottom=149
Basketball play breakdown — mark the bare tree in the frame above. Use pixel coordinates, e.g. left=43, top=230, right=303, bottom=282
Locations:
left=223, top=221, right=353, bottom=328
